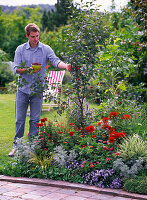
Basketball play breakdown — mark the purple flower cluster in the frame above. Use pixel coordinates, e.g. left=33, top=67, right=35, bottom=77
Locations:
left=66, top=160, right=79, bottom=169
left=82, top=169, right=122, bottom=189
left=110, top=178, right=122, bottom=189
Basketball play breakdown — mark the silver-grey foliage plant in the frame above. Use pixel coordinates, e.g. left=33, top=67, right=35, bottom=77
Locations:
left=53, top=145, right=77, bottom=167
left=113, top=157, right=147, bottom=178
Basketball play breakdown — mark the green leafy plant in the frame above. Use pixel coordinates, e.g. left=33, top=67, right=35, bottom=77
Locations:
left=123, top=170, right=147, bottom=194
left=28, top=152, right=54, bottom=173
left=118, top=134, right=147, bottom=162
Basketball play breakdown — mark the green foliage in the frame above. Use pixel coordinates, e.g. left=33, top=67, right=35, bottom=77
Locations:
left=123, top=170, right=147, bottom=194
left=118, top=134, right=147, bottom=161
left=0, top=62, right=15, bottom=87
left=0, top=7, right=41, bottom=59
left=41, top=0, right=73, bottom=31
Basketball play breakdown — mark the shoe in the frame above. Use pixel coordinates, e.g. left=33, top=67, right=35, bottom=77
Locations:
left=8, top=149, right=17, bottom=157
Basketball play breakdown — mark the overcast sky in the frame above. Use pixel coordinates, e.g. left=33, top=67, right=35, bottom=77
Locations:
left=0, top=0, right=129, bottom=11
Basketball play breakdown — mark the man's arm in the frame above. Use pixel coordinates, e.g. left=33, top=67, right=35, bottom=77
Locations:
left=58, top=61, right=72, bottom=72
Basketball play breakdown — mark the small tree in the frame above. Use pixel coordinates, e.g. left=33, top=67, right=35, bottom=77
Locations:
left=55, top=0, right=111, bottom=128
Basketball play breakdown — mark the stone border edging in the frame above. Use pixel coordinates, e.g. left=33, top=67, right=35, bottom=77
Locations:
left=0, top=175, right=146, bottom=200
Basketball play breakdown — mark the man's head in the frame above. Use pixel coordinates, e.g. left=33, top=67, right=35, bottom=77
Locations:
left=25, top=23, right=40, bottom=36
left=25, top=23, right=40, bottom=48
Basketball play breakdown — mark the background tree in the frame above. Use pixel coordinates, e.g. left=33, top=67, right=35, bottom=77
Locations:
left=41, top=0, right=73, bottom=31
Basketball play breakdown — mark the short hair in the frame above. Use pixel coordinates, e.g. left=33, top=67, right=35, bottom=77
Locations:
left=25, top=23, right=40, bottom=36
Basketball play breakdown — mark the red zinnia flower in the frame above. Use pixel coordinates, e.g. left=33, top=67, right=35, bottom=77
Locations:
left=115, top=152, right=120, bottom=156
left=109, top=147, right=113, bottom=151
left=109, top=127, right=116, bottom=133
left=37, top=122, right=44, bottom=127
left=102, top=117, right=109, bottom=124
left=104, top=147, right=107, bottom=150
left=69, top=131, right=74, bottom=136
left=108, top=136, right=115, bottom=143
left=85, top=125, right=95, bottom=133
left=41, top=117, right=48, bottom=122
left=82, top=145, right=86, bottom=148
left=109, top=112, right=118, bottom=119
left=98, top=122, right=102, bottom=126
left=69, top=123, right=74, bottom=125
left=92, top=135, right=96, bottom=138
left=122, top=114, right=131, bottom=119
left=59, top=131, right=63, bottom=134
left=102, top=124, right=108, bottom=130
left=119, top=132, right=126, bottom=138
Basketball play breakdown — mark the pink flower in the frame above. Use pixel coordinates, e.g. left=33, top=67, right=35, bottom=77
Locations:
left=90, top=164, right=95, bottom=168
left=96, top=161, right=100, bottom=164
left=109, top=147, right=113, bottom=151
left=81, top=165, right=84, bottom=168
left=83, top=161, right=86, bottom=164
left=106, top=158, right=111, bottom=161
left=35, top=141, right=39, bottom=143
left=41, top=138, right=44, bottom=140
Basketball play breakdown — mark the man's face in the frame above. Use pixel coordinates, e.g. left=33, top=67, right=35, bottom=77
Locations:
left=26, top=31, right=39, bottom=48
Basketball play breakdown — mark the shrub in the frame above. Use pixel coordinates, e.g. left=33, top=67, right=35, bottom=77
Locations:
left=0, top=62, right=14, bottom=87
left=123, top=171, right=147, bottom=194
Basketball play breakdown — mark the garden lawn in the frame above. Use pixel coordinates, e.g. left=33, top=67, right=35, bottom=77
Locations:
left=0, top=93, right=67, bottom=171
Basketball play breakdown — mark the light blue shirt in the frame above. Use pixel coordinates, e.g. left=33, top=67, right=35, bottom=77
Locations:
left=14, top=41, right=61, bottom=94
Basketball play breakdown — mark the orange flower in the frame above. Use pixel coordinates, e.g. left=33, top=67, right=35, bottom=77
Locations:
left=80, top=135, right=84, bottom=137
left=64, top=142, right=67, bottom=144
left=85, top=126, right=95, bottom=133
left=89, top=146, right=93, bottom=148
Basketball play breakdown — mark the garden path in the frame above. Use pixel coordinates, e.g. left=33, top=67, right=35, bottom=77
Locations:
left=0, top=175, right=146, bottom=200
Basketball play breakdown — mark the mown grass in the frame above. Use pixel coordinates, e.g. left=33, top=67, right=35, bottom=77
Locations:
left=0, top=93, right=67, bottom=171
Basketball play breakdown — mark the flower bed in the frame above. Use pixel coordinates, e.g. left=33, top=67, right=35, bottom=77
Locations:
left=3, top=111, right=146, bottom=192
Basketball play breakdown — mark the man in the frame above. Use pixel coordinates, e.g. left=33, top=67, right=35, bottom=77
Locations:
left=8, top=23, right=72, bottom=156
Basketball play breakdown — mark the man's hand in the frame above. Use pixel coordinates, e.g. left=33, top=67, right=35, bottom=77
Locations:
left=58, top=61, right=72, bottom=72
left=66, top=64, right=72, bottom=72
